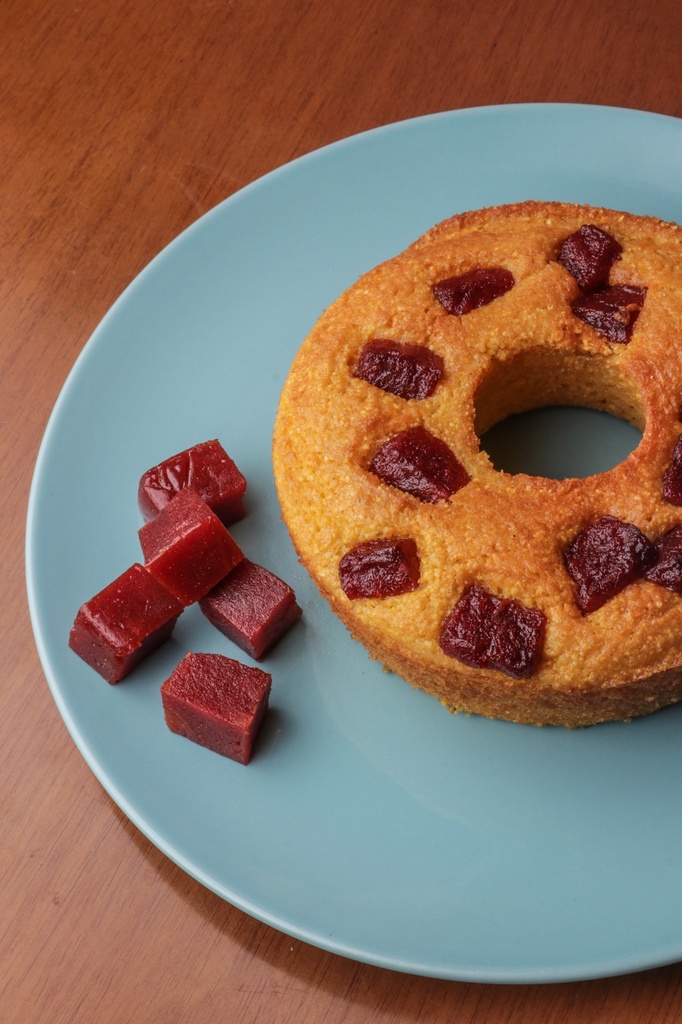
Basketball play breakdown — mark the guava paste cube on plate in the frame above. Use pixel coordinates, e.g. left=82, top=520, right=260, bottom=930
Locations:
left=338, top=537, right=420, bottom=599
left=369, top=425, right=470, bottom=503
left=433, top=267, right=514, bottom=315
left=439, top=583, right=546, bottom=679
left=161, top=652, right=271, bottom=764
left=199, top=559, right=302, bottom=660
left=562, top=514, right=656, bottom=614
left=557, top=224, right=623, bottom=292
left=139, top=487, right=243, bottom=605
left=138, top=438, right=246, bottom=525
left=68, top=563, right=183, bottom=683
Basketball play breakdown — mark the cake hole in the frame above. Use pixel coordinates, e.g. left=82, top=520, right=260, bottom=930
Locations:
left=481, top=406, right=642, bottom=479
left=474, top=348, right=645, bottom=480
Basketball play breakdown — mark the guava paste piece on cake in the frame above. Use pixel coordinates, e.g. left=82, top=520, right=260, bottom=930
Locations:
left=68, top=563, right=183, bottom=683
left=662, top=435, right=682, bottom=505
left=161, top=652, right=271, bottom=764
left=353, top=339, right=444, bottom=399
left=644, top=525, right=682, bottom=593
left=369, top=425, right=470, bottom=503
left=338, top=537, right=420, bottom=599
left=138, top=439, right=246, bottom=525
left=571, top=285, right=646, bottom=344
left=199, top=559, right=302, bottom=660
left=432, top=267, right=514, bottom=315
left=557, top=224, right=623, bottom=292
left=439, top=583, right=546, bottom=679
left=139, top=487, right=243, bottom=605
left=563, top=515, right=656, bottom=614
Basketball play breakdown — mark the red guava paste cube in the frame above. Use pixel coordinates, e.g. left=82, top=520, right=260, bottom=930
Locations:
left=562, top=515, right=656, bottom=614
left=369, top=425, right=470, bottom=503
left=439, top=583, right=546, bottom=679
left=199, top=559, right=302, bottom=660
left=139, top=487, right=244, bottom=605
left=353, top=339, right=444, bottom=399
left=571, top=285, right=646, bottom=344
left=161, top=652, right=271, bottom=764
left=138, top=439, right=246, bottom=526
left=68, top=563, right=183, bottom=683
left=433, top=267, right=515, bottom=315
left=557, top=224, right=623, bottom=292
left=644, top=525, right=682, bottom=593
left=663, top=435, right=682, bottom=505
left=338, top=537, right=420, bottom=599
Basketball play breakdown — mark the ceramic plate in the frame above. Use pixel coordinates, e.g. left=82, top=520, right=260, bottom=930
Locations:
left=27, top=104, right=682, bottom=983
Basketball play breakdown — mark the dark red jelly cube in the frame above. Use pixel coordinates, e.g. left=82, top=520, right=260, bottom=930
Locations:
left=139, top=487, right=244, bottom=605
left=369, top=425, right=470, bottom=503
left=644, top=526, right=682, bottom=593
left=433, top=267, right=514, bottom=315
left=138, top=439, right=246, bottom=526
left=353, top=339, right=444, bottom=399
left=571, top=285, right=646, bottom=344
left=338, top=537, right=420, bottom=600
left=663, top=436, right=682, bottom=505
left=563, top=515, right=656, bottom=613
left=161, top=652, right=271, bottom=764
left=557, top=224, right=623, bottom=291
left=199, top=559, right=302, bottom=660
left=69, top=563, right=183, bottom=683
left=439, top=584, right=545, bottom=679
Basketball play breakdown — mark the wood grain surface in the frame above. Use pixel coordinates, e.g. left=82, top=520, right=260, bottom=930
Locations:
left=3, top=1, right=682, bottom=1021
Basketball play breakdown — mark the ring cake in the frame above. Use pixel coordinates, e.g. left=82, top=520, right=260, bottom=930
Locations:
left=272, top=201, right=682, bottom=727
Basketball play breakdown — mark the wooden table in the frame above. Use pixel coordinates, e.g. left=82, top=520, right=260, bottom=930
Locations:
left=3, top=1, right=682, bottom=1020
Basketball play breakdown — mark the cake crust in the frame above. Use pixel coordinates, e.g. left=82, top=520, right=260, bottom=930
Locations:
left=272, top=201, right=682, bottom=727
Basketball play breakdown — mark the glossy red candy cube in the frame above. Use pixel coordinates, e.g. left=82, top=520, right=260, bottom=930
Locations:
left=338, top=537, right=420, bottom=599
left=199, top=559, right=302, bottom=660
left=557, top=224, right=623, bottom=292
left=369, top=425, right=470, bottom=503
left=139, top=487, right=244, bottom=605
left=161, top=652, right=271, bottom=764
left=138, top=439, right=247, bottom=526
left=439, top=583, right=545, bottom=679
left=69, top=563, right=183, bottom=683
left=433, top=267, right=514, bottom=315
left=563, top=515, right=655, bottom=613
left=571, top=285, right=646, bottom=344
left=353, top=339, right=444, bottom=399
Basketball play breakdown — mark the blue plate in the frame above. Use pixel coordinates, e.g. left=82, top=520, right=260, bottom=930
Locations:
left=26, top=104, right=682, bottom=983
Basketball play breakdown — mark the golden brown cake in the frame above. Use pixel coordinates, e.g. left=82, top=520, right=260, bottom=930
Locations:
left=272, top=201, right=682, bottom=727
